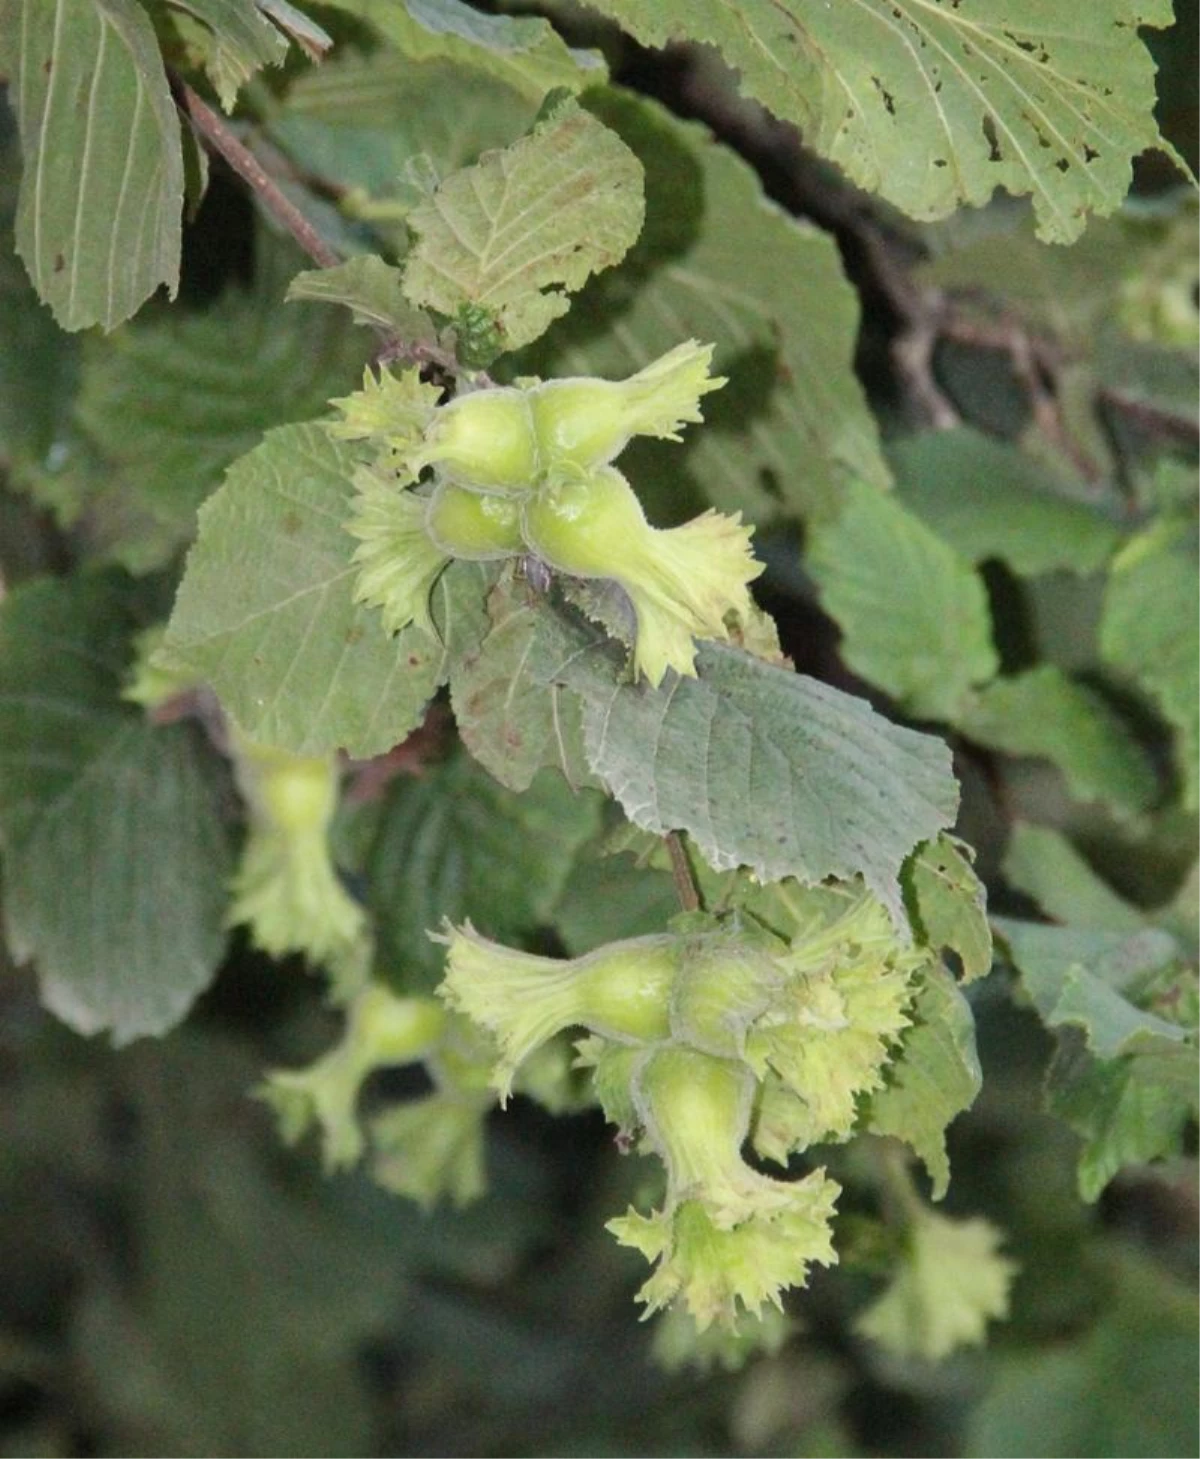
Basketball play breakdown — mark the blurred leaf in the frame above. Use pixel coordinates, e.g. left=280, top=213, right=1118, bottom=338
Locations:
left=524, top=90, right=890, bottom=523
left=966, top=1248, right=1199, bottom=1457
left=164, top=0, right=289, bottom=109
left=922, top=194, right=1199, bottom=350
left=366, top=750, right=604, bottom=988
left=855, top=1207, right=1016, bottom=1360
left=995, top=918, right=1193, bottom=1061
left=403, top=98, right=644, bottom=352
left=0, top=572, right=232, bottom=1041
left=905, top=834, right=992, bottom=982
left=553, top=848, right=678, bottom=956
left=576, top=0, right=1181, bottom=243
left=256, top=0, right=332, bottom=58
left=959, top=666, right=1158, bottom=815
left=864, top=963, right=982, bottom=1198
left=0, top=0, right=183, bottom=330
left=1003, top=822, right=1145, bottom=932
left=164, top=423, right=491, bottom=756
left=326, top=0, right=606, bottom=98
left=269, top=50, right=539, bottom=217
left=287, top=256, right=436, bottom=340
left=891, top=429, right=1123, bottom=576
left=0, top=138, right=79, bottom=470
left=1047, top=1029, right=1197, bottom=1201
left=20, top=263, right=369, bottom=571
left=807, top=480, right=998, bottom=720
left=1100, top=516, right=1199, bottom=809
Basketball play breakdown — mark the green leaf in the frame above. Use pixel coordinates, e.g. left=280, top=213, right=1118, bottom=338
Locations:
left=403, top=98, right=645, bottom=352
left=448, top=574, right=600, bottom=793
left=891, top=429, right=1123, bottom=577
left=552, top=848, right=679, bottom=957
left=163, top=0, right=289, bottom=109
left=164, top=423, right=491, bottom=757
left=578, top=0, right=1181, bottom=243
left=326, top=0, right=606, bottom=99
left=905, top=834, right=992, bottom=982
left=865, top=962, right=982, bottom=1198
left=287, top=257, right=437, bottom=341
left=1003, top=822, right=1145, bottom=932
left=0, top=137, right=78, bottom=469
left=523, top=91, right=889, bottom=523
left=807, top=480, right=998, bottom=719
left=1100, top=517, right=1199, bottom=810
left=1047, top=1028, right=1197, bottom=1201
left=255, top=0, right=332, bottom=59
left=966, top=1249, right=1199, bottom=1459
left=0, top=0, right=183, bottom=331
left=21, top=262, right=370, bottom=571
left=366, top=750, right=604, bottom=988
left=269, top=50, right=540, bottom=220
left=0, top=572, right=232, bottom=1042
left=568, top=639, right=961, bottom=929
left=855, top=1207, right=1015, bottom=1360
left=994, top=918, right=1192, bottom=1062
left=959, top=666, right=1157, bottom=814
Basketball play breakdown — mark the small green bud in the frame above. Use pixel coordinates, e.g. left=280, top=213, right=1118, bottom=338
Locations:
left=424, top=479, right=525, bottom=559
left=529, top=340, right=724, bottom=472
left=249, top=748, right=339, bottom=835
left=417, top=387, right=539, bottom=494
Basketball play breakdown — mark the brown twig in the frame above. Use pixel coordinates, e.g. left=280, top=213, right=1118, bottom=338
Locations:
left=665, top=832, right=702, bottom=913
left=171, top=78, right=473, bottom=380
left=172, top=78, right=340, bottom=270
left=1097, top=388, right=1200, bottom=450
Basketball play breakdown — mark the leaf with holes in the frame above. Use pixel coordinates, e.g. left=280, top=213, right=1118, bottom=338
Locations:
left=577, top=0, right=1183, bottom=243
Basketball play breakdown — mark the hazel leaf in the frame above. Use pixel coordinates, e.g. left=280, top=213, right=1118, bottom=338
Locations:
left=806, top=479, right=999, bottom=721
left=0, top=0, right=183, bottom=330
left=864, top=962, right=982, bottom=1198
left=403, top=97, right=644, bottom=351
left=855, top=1208, right=1017, bottom=1361
left=164, top=423, right=491, bottom=757
left=576, top=0, right=1183, bottom=243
